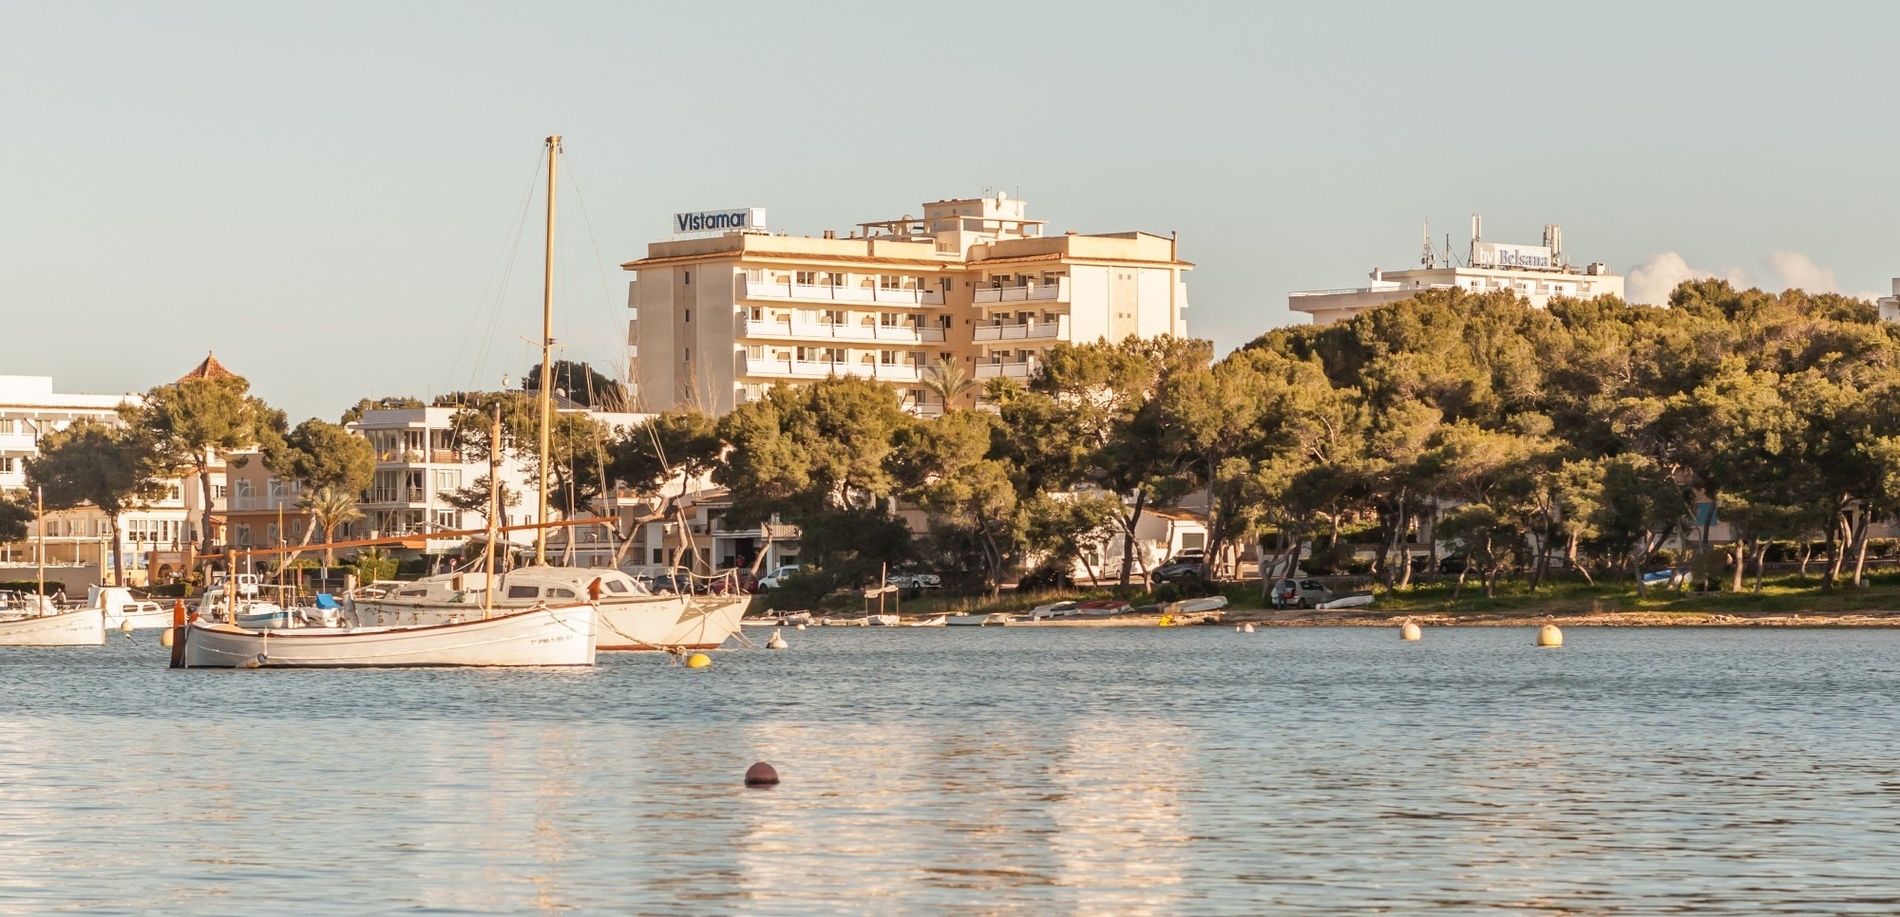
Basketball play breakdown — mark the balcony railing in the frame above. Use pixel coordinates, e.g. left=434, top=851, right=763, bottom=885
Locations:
left=374, top=449, right=461, bottom=465
left=740, top=276, right=945, bottom=306
left=745, top=320, right=945, bottom=344
left=230, top=495, right=298, bottom=512
left=974, top=317, right=1068, bottom=343
left=364, top=488, right=429, bottom=504
left=742, top=357, right=924, bottom=383
left=975, top=359, right=1042, bottom=380
left=973, top=278, right=1069, bottom=305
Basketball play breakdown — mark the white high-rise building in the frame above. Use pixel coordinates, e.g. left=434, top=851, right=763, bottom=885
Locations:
left=1289, top=218, right=1625, bottom=326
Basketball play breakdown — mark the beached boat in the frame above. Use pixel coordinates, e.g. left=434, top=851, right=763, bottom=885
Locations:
left=1315, top=593, right=1374, bottom=610
left=945, top=613, right=1009, bottom=626
left=176, top=602, right=596, bottom=668
left=865, top=614, right=900, bottom=627
left=1076, top=599, right=1133, bottom=616
left=0, top=606, right=106, bottom=647
left=904, top=614, right=948, bottom=627
left=1171, top=595, right=1229, bottom=614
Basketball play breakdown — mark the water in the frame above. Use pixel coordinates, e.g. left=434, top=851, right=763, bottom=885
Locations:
left=3, top=626, right=1899, bottom=914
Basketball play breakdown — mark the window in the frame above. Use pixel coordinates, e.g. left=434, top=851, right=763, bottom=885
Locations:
left=605, top=580, right=630, bottom=593
left=652, top=549, right=664, bottom=565
left=880, top=350, right=897, bottom=365
left=0, top=457, right=13, bottom=474
left=683, top=270, right=691, bottom=285
left=548, top=588, right=576, bottom=599
left=684, top=308, right=691, bottom=323
left=749, top=307, right=762, bottom=321
left=796, top=271, right=817, bottom=285
left=506, top=585, right=539, bottom=599
left=879, top=274, right=901, bottom=290
left=0, top=419, right=14, bottom=435
left=234, top=525, right=253, bottom=547
left=432, top=510, right=457, bottom=531
left=684, top=347, right=691, bottom=362
left=745, top=344, right=763, bottom=360
left=880, top=312, right=899, bottom=327
left=433, top=469, right=460, bottom=491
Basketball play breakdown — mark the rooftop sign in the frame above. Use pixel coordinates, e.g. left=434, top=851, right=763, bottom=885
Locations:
left=1472, top=242, right=1554, bottom=271
left=673, top=207, right=766, bottom=235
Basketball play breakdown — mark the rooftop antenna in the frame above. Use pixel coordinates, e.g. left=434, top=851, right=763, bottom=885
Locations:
left=1469, top=214, right=1482, bottom=267
left=1420, top=218, right=1434, bottom=269
left=1543, top=224, right=1566, bottom=268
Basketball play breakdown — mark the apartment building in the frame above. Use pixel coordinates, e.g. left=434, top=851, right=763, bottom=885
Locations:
left=1289, top=219, right=1625, bottom=326
left=0, top=373, right=199, bottom=584
left=347, top=402, right=648, bottom=565
left=624, top=194, right=1192, bottom=415
left=1879, top=278, right=1899, bottom=323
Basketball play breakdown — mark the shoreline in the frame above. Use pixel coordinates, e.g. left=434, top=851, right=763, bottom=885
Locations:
left=1228, top=608, right=1900, bottom=627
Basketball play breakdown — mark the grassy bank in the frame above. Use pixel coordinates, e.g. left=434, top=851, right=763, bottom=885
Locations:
left=751, top=570, right=1900, bottom=622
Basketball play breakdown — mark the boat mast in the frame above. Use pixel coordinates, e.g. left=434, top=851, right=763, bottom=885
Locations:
left=34, top=485, right=44, bottom=615
left=484, top=404, right=502, bottom=619
left=536, top=134, right=560, bottom=565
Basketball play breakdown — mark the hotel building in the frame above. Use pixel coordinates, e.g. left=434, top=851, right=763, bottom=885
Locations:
left=623, top=194, right=1192, bottom=415
left=1879, top=278, right=1900, bottom=323
left=1289, top=220, right=1624, bottom=325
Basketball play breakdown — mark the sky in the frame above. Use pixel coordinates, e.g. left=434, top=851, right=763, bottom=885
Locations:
left=4, top=1, right=1898, bottom=423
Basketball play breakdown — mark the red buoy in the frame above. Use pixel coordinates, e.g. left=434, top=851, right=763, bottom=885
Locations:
left=744, top=762, right=780, bottom=786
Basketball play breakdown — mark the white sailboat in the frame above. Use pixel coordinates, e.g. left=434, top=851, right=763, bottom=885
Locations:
left=0, top=488, right=105, bottom=647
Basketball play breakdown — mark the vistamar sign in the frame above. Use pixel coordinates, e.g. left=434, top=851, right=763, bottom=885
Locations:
left=1472, top=242, right=1554, bottom=271
left=674, top=207, right=766, bottom=235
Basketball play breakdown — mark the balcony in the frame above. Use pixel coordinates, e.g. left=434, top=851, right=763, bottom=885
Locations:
left=742, top=356, right=925, bottom=384
left=744, top=319, right=946, bottom=344
left=974, top=278, right=1069, bottom=305
left=375, top=449, right=461, bottom=465
left=975, top=359, right=1042, bottom=380
left=230, top=495, right=298, bottom=512
left=364, top=488, right=429, bottom=505
left=740, top=276, right=945, bottom=306
left=974, top=316, right=1069, bottom=343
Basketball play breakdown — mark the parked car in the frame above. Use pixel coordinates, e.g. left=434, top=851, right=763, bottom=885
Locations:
left=1437, top=554, right=1470, bottom=575
left=705, top=570, right=758, bottom=594
left=888, top=571, right=942, bottom=590
left=649, top=573, right=705, bottom=595
left=1151, top=559, right=1206, bottom=583
left=756, top=565, right=801, bottom=590
left=1270, top=578, right=1336, bottom=609
left=1167, top=547, right=1207, bottom=564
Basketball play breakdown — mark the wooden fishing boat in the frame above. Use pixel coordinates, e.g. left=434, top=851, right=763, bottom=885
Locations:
left=176, top=602, right=596, bottom=668
left=0, top=607, right=106, bottom=647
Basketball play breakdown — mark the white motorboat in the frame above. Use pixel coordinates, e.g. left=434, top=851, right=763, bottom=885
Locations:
left=0, top=607, right=106, bottom=647
left=945, top=613, right=1009, bottom=627
left=1169, top=595, right=1230, bottom=614
left=1315, top=593, right=1375, bottom=610
left=90, top=586, right=177, bottom=630
left=175, top=602, right=597, bottom=668
left=348, top=565, right=685, bottom=630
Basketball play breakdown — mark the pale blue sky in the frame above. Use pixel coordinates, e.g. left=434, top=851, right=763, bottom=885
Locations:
left=4, top=1, right=1897, bottom=423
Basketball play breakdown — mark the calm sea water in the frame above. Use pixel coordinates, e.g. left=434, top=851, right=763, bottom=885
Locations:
left=3, top=625, right=1898, bottom=915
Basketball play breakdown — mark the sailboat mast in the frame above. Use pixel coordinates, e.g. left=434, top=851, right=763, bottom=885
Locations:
left=35, top=486, right=45, bottom=614
left=537, top=134, right=560, bottom=565
left=484, top=404, right=502, bottom=618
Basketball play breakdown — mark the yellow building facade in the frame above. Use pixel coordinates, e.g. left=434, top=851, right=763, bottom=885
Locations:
left=623, top=194, right=1191, bottom=415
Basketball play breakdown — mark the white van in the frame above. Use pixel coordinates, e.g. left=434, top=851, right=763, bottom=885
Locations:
left=756, top=565, right=801, bottom=590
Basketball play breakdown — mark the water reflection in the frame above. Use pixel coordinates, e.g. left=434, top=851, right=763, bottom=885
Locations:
left=2, top=628, right=1900, bottom=913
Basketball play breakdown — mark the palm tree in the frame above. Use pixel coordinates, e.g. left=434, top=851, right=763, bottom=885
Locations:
left=299, top=485, right=363, bottom=583
left=921, top=356, right=976, bottom=411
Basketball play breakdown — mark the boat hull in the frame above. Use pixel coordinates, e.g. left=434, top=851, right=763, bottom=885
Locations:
left=106, top=605, right=178, bottom=630
left=594, top=595, right=697, bottom=650
left=178, top=604, right=596, bottom=668
left=641, top=597, right=747, bottom=651
left=0, top=609, right=107, bottom=646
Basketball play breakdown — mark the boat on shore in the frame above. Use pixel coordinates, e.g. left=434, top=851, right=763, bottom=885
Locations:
left=175, top=603, right=597, bottom=668
left=1315, top=593, right=1374, bottom=610
left=905, top=614, right=948, bottom=627
left=945, top=613, right=1010, bottom=627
